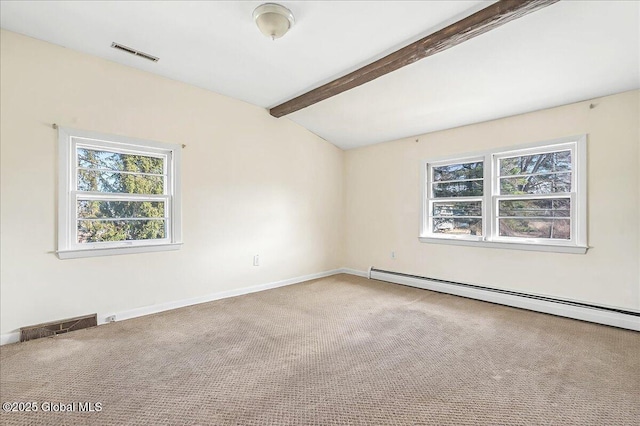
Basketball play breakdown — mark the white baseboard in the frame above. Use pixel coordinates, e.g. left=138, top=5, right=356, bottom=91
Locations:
left=97, top=268, right=350, bottom=325
left=0, top=267, right=385, bottom=346
left=0, top=268, right=366, bottom=346
left=0, top=331, right=20, bottom=346
left=369, top=269, right=640, bottom=332
left=340, top=268, right=369, bottom=278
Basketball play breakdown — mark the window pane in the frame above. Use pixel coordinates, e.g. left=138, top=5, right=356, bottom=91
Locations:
left=499, top=199, right=570, bottom=218
left=432, top=218, right=482, bottom=235
left=77, top=200, right=165, bottom=219
left=78, top=219, right=166, bottom=243
left=433, top=180, right=483, bottom=197
left=78, top=170, right=164, bottom=194
left=499, top=218, right=570, bottom=239
left=433, top=161, right=483, bottom=182
left=500, top=172, right=571, bottom=195
left=500, top=151, right=571, bottom=176
left=433, top=201, right=482, bottom=217
left=77, top=148, right=164, bottom=174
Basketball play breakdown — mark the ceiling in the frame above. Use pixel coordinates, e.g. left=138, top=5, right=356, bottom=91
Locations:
left=1, top=1, right=638, bottom=150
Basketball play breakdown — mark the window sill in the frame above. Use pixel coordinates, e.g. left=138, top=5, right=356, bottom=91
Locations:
left=418, top=236, right=588, bottom=254
left=57, top=243, right=183, bottom=259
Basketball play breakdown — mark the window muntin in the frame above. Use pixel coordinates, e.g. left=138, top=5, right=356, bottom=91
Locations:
left=58, top=128, right=182, bottom=258
left=73, top=139, right=170, bottom=245
left=421, top=136, right=587, bottom=253
left=432, top=161, right=484, bottom=197
left=427, top=159, right=484, bottom=238
left=493, top=144, right=576, bottom=244
left=498, top=150, right=572, bottom=195
left=496, top=196, right=572, bottom=240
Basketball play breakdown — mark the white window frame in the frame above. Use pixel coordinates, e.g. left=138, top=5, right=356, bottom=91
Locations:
left=57, top=127, right=182, bottom=259
left=420, top=135, right=588, bottom=254
left=426, top=155, right=486, bottom=242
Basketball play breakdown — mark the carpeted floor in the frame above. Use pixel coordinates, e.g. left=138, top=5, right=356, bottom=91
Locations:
left=1, top=274, right=639, bottom=425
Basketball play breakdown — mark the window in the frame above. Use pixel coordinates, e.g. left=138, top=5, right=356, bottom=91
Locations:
left=57, top=127, right=182, bottom=259
left=429, top=159, right=484, bottom=239
left=420, top=135, right=587, bottom=253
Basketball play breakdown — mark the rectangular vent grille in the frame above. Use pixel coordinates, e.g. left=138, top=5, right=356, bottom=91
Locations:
left=20, top=314, right=97, bottom=342
left=111, top=42, right=159, bottom=62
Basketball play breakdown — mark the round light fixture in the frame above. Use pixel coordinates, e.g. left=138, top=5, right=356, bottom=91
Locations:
left=253, top=3, right=295, bottom=40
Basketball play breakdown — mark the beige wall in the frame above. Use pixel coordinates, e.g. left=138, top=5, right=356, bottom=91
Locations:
left=344, top=90, right=640, bottom=310
left=1, top=29, right=638, bottom=339
left=0, top=30, right=344, bottom=336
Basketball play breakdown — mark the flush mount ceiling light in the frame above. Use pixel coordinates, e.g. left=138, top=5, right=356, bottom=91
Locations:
left=253, top=3, right=295, bottom=40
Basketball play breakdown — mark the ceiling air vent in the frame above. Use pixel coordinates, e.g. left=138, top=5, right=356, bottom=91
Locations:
left=111, top=42, right=159, bottom=62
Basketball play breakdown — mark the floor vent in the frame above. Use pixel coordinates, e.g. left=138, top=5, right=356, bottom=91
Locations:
left=20, top=314, right=97, bottom=342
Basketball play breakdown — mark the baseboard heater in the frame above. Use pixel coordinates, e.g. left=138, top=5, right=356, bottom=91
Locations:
left=368, top=268, right=640, bottom=332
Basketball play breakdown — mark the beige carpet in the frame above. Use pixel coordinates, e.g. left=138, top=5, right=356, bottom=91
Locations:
left=1, top=274, right=639, bottom=425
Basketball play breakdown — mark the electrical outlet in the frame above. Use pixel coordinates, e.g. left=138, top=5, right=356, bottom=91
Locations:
left=105, top=315, right=116, bottom=323
left=253, top=254, right=260, bottom=266
left=391, top=251, right=396, bottom=260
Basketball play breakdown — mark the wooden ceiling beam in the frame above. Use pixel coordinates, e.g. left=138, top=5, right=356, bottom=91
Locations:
left=269, top=0, right=559, bottom=118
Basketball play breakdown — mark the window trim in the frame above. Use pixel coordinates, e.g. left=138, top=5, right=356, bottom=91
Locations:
left=425, top=155, right=486, bottom=242
left=57, top=127, right=182, bottom=259
left=419, top=135, right=588, bottom=254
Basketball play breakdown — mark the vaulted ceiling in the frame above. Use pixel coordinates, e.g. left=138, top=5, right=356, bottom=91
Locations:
left=1, top=1, right=638, bottom=149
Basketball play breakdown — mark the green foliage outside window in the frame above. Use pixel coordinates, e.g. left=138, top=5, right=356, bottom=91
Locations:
left=498, top=151, right=572, bottom=239
left=77, top=149, right=166, bottom=243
